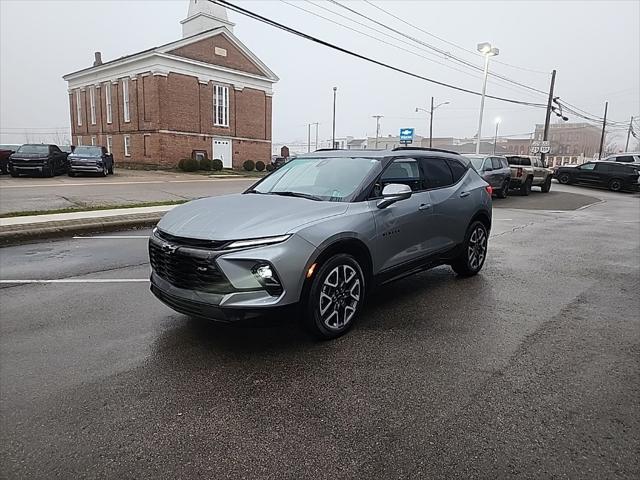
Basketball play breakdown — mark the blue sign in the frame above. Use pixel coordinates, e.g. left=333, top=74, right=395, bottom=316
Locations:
left=399, top=128, right=415, bottom=142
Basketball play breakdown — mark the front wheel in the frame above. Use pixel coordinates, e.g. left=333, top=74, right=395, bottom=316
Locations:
left=540, top=176, right=552, bottom=193
left=304, top=253, right=365, bottom=340
left=557, top=173, right=571, bottom=185
left=451, top=221, right=488, bottom=277
left=101, top=164, right=108, bottom=177
left=108, top=162, right=114, bottom=175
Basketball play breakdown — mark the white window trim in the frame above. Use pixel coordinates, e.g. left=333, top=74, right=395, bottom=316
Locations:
left=89, top=87, right=96, bottom=125
left=124, top=135, right=131, bottom=157
left=105, top=83, right=112, bottom=124
left=123, top=78, right=130, bottom=123
left=76, top=136, right=83, bottom=146
left=213, top=85, right=229, bottom=127
left=76, top=90, right=82, bottom=126
left=91, top=136, right=97, bottom=146
left=106, top=135, right=113, bottom=154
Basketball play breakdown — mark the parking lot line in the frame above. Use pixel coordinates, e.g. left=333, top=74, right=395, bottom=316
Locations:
left=0, top=279, right=149, bottom=284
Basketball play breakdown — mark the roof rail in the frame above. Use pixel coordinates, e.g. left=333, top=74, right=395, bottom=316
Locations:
left=392, top=146, right=460, bottom=155
left=313, top=148, right=344, bottom=152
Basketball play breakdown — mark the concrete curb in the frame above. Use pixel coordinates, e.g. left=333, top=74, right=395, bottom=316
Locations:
left=0, top=212, right=164, bottom=246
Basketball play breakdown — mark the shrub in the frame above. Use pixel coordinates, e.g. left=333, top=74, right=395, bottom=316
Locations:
left=199, top=158, right=213, bottom=171
left=180, top=158, right=200, bottom=172
left=243, top=160, right=255, bottom=171
left=212, top=158, right=223, bottom=171
left=266, top=163, right=275, bottom=172
left=255, top=161, right=265, bottom=172
left=178, top=158, right=187, bottom=170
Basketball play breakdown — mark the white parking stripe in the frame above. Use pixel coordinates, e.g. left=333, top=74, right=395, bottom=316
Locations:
left=0, top=279, right=149, bottom=284
left=73, top=235, right=149, bottom=239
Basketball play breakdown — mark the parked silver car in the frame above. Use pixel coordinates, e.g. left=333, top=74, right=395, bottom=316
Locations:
left=464, top=154, right=511, bottom=198
left=149, top=148, right=492, bottom=339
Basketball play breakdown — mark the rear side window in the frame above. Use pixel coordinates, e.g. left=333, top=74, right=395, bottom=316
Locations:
left=379, top=158, right=424, bottom=192
left=446, top=159, right=467, bottom=183
left=614, top=164, right=638, bottom=174
left=501, top=158, right=509, bottom=168
left=595, top=163, right=612, bottom=172
left=507, top=157, right=531, bottom=166
left=614, top=156, right=635, bottom=163
left=491, top=158, right=502, bottom=169
left=421, top=158, right=454, bottom=189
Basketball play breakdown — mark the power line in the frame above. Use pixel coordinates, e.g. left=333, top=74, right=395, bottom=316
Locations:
left=213, top=1, right=546, bottom=107
left=362, top=0, right=551, bottom=76
left=327, top=0, right=549, bottom=96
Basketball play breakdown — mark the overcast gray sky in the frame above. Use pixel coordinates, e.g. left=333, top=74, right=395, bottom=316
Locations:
left=1, top=0, right=639, bottom=147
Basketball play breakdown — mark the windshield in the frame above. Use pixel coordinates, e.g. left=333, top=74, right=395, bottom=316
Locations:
left=464, top=155, right=486, bottom=171
left=72, top=146, right=102, bottom=157
left=251, top=156, right=381, bottom=202
left=16, top=145, right=48, bottom=154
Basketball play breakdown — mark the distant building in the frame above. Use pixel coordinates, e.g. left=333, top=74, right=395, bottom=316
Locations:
left=453, top=142, right=508, bottom=154
left=63, top=0, right=278, bottom=169
left=534, top=122, right=600, bottom=157
left=501, top=138, right=532, bottom=155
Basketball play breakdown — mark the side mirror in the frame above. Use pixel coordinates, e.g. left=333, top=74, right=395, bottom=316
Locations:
left=376, top=183, right=412, bottom=209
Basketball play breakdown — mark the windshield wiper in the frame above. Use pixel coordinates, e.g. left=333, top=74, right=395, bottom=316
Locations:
left=267, top=191, right=322, bottom=201
left=244, top=189, right=263, bottom=194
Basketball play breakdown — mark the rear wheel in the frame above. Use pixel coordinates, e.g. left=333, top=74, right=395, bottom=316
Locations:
left=520, top=176, right=532, bottom=195
left=496, top=179, right=509, bottom=199
left=608, top=178, right=623, bottom=192
left=304, top=253, right=365, bottom=340
left=558, top=173, right=571, bottom=185
left=540, top=176, right=552, bottom=193
left=451, top=221, right=488, bottom=277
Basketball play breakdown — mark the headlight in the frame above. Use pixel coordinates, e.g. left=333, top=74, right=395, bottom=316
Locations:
left=226, top=235, right=290, bottom=250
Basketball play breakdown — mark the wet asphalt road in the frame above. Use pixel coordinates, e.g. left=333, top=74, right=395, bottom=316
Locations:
left=0, top=184, right=639, bottom=479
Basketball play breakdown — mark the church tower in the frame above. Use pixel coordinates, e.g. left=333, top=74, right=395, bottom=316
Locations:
left=180, top=0, right=235, bottom=38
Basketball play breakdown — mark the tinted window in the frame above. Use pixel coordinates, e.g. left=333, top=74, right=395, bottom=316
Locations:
left=614, top=156, right=635, bottom=163
left=491, top=157, right=502, bottom=169
left=421, top=158, right=454, bottom=189
left=594, top=163, right=612, bottom=172
left=507, top=157, right=531, bottom=166
left=579, top=163, right=596, bottom=170
left=614, top=164, right=638, bottom=174
left=379, top=158, right=423, bottom=192
left=501, top=158, right=509, bottom=168
left=482, top=158, right=492, bottom=171
left=446, top=159, right=467, bottom=183
left=16, top=145, right=49, bottom=154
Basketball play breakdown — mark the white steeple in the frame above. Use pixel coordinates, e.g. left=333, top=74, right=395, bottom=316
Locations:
left=181, top=0, right=235, bottom=38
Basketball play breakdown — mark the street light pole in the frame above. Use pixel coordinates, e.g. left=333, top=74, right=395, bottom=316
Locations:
left=332, top=87, right=337, bottom=149
left=307, top=123, right=311, bottom=153
left=314, top=122, right=319, bottom=151
left=541, top=69, right=556, bottom=167
left=429, top=96, right=434, bottom=148
left=475, top=42, right=499, bottom=154
left=625, top=115, right=634, bottom=151
left=598, top=101, right=608, bottom=159
left=493, top=118, right=501, bottom=154
left=372, top=115, right=383, bottom=148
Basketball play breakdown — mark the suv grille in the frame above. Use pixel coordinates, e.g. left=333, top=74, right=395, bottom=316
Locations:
left=149, top=235, right=234, bottom=294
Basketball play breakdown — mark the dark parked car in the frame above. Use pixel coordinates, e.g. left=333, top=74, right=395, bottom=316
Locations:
left=0, top=144, right=21, bottom=174
left=149, top=148, right=492, bottom=339
left=464, top=154, right=511, bottom=198
left=8, top=144, right=69, bottom=177
left=68, top=145, right=114, bottom=176
left=555, top=161, right=640, bottom=192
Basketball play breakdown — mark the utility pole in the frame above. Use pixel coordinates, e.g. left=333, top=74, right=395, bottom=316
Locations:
left=372, top=115, right=383, bottom=148
left=428, top=96, right=434, bottom=148
left=314, top=123, right=319, bottom=151
left=332, top=87, right=337, bottom=149
left=625, top=115, right=634, bottom=151
left=307, top=123, right=311, bottom=153
left=541, top=69, right=556, bottom=167
left=598, top=101, right=608, bottom=159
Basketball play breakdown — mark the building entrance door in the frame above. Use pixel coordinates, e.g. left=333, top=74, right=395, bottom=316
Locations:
left=213, top=138, right=232, bottom=168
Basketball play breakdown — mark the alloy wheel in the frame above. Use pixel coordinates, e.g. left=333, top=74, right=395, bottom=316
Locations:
left=319, top=264, right=361, bottom=330
left=467, top=225, right=487, bottom=271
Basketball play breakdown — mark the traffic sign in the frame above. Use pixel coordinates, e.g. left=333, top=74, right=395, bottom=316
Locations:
left=530, top=140, right=540, bottom=154
left=399, top=128, right=415, bottom=143
left=540, top=140, right=550, bottom=154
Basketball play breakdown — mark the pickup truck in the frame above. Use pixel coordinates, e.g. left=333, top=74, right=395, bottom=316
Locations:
left=506, top=155, right=553, bottom=195
left=8, top=144, right=69, bottom=177
left=0, top=144, right=20, bottom=174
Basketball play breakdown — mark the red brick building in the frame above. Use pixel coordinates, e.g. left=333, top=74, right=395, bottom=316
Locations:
left=62, top=1, right=278, bottom=169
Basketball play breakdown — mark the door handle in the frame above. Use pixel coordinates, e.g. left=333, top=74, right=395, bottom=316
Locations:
left=418, top=203, right=432, bottom=211
left=460, top=191, right=471, bottom=198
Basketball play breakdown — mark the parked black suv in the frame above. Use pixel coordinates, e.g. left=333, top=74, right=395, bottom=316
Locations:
left=555, top=161, right=640, bottom=192
left=9, top=144, right=69, bottom=177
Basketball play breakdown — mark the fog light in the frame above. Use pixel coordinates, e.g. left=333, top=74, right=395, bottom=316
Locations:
left=255, top=265, right=273, bottom=280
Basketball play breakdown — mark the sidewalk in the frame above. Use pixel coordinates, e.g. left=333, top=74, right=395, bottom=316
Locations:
left=0, top=205, right=176, bottom=244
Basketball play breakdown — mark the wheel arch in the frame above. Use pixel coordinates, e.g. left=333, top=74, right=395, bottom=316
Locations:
left=470, top=209, right=492, bottom=231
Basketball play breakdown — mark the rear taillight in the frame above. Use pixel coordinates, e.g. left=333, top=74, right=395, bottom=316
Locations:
left=516, top=167, right=523, bottom=177
left=485, top=185, right=493, bottom=196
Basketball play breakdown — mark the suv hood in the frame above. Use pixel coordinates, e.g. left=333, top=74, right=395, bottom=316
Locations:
left=158, top=193, right=348, bottom=240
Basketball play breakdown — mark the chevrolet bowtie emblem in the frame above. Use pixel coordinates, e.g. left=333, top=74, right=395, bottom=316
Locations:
left=161, top=243, right=178, bottom=254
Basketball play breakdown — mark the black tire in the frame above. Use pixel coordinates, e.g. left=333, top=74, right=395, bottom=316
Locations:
left=520, top=176, right=532, bottom=196
left=304, top=253, right=365, bottom=340
left=68, top=171, right=76, bottom=177
left=10, top=169, right=18, bottom=178
left=608, top=178, right=623, bottom=192
left=451, top=221, right=489, bottom=277
left=43, top=161, right=55, bottom=177
left=101, top=163, right=108, bottom=177
left=557, top=173, right=571, bottom=185
left=496, top=179, right=509, bottom=199
left=540, top=176, right=552, bottom=193
left=108, top=163, right=114, bottom=175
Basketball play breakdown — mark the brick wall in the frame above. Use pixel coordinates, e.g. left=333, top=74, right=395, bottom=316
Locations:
left=232, top=139, right=270, bottom=167
left=235, top=88, right=267, bottom=140
left=168, top=35, right=265, bottom=77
